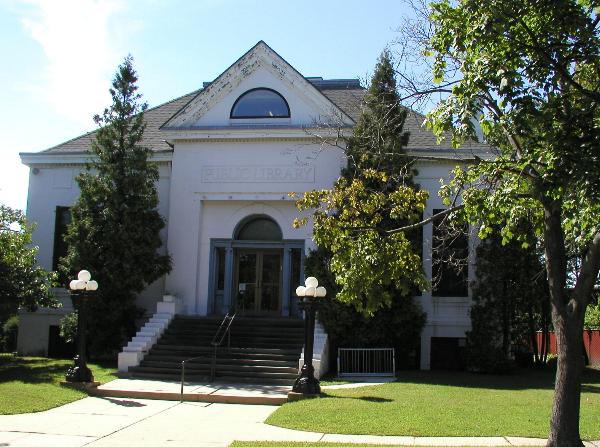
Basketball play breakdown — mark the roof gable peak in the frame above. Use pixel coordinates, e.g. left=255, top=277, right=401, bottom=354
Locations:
left=162, top=41, right=354, bottom=129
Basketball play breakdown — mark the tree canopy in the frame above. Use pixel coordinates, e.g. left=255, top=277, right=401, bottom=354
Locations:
left=400, top=1, right=600, bottom=445
left=295, top=51, right=427, bottom=313
left=0, top=205, right=56, bottom=321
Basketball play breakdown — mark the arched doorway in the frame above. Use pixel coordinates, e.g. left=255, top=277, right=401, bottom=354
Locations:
left=234, top=216, right=283, bottom=315
left=208, top=215, right=304, bottom=317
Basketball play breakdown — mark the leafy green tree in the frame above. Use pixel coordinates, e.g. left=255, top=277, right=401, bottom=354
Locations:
left=404, top=1, right=600, bottom=445
left=0, top=205, right=56, bottom=324
left=295, top=51, right=427, bottom=313
left=62, top=56, right=171, bottom=355
left=584, top=298, right=600, bottom=331
left=466, top=230, right=550, bottom=373
left=305, top=247, right=426, bottom=369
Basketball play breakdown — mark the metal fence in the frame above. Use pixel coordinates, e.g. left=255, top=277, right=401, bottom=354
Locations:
left=337, top=348, right=395, bottom=377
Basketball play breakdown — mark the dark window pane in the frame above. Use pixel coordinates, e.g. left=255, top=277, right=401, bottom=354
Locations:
left=432, top=208, right=468, bottom=297
left=236, top=253, right=257, bottom=312
left=407, top=212, right=424, bottom=296
left=231, top=89, right=290, bottom=118
left=216, top=247, right=225, bottom=291
left=52, top=206, right=71, bottom=276
left=236, top=217, right=282, bottom=241
left=430, top=337, right=466, bottom=370
left=289, top=248, right=302, bottom=317
left=260, top=253, right=281, bottom=312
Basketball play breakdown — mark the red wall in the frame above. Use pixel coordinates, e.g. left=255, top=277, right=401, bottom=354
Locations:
left=537, top=330, right=600, bottom=366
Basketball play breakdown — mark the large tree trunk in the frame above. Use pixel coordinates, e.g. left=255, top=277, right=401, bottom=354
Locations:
left=543, top=202, right=583, bottom=447
left=544, top=204, right=600, bottom=447
left=547, top=312, right=584, bottom=447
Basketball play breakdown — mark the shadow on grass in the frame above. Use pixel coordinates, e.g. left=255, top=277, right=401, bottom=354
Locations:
left=0, top=356, right=118, bottom=385
left=392, top=367, right=600, bottom=392
left=320, top=393, right=392, bottom=403
left=582, top=384, right=600, bottom=394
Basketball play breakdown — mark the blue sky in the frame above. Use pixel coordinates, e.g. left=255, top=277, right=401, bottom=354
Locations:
left=0, top=0, right=414, bottom=211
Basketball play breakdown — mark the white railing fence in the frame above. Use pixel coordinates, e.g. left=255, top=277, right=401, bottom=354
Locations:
left=337, top=348, right=395, bottom=377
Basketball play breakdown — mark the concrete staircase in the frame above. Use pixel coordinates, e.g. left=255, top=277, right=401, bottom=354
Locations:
left=125, top=316, right=304, bottom=384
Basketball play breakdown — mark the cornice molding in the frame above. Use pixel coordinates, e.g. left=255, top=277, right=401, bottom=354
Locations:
left=20, top=151, right=173, bottom=166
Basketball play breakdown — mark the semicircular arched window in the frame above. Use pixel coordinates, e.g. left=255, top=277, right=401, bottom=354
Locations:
left=230, top=88, right=290, bottom=119
left=235, top=216, right=283, bottom=241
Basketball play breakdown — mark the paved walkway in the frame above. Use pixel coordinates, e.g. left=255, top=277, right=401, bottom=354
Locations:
left=1, top=395, right=599, bottom=447
left=95, top=379, right=290, bottom=405
left=93, top=377, right=393, bottom=405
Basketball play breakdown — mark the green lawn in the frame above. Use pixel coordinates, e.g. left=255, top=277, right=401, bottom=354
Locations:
left=0, top=354, right=117, bottom=414
left=268, top=368, right=600, bottom=440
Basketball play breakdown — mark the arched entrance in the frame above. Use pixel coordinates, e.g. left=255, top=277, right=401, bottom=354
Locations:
left=234, top=216, right=283, bottom=315
left=208, top=215, right=304, bottom=317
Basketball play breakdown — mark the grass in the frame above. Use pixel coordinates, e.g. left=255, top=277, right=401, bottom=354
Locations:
left=0, top=354, right=117, bottom=414
left=317, top=374, right=357, bottom=386
left=267, top=368, right=600, bottom=440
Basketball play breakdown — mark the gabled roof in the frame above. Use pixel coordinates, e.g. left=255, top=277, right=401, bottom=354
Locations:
left=162, top=41, right=355, bottom=129
left=27, top=40, right=490, bottom=157
left=36, top=84, right=364, bottom=155
left=39, top=90, right=200, bottom=155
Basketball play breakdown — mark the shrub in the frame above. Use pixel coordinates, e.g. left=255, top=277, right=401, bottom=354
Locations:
left=306, top=247, right=426, bottom=370
left=59, top=311, right=78, bottom=344
left=1, top=315, right=19, bottom=352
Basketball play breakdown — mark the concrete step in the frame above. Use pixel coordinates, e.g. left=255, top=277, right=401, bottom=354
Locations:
left=145, top=353, right=300, bottom=364
left=152, top=344, right=301, bottom=356
left=140, top=360, right=298, bottom=374
left=128, top=315, right=304, bottom=385
left=158, top=338, right=303, bottom=348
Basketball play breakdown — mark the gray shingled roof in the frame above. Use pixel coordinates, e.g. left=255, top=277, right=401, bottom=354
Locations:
left=42, top=90, right=200, bottom=154
left=40, top=83, right=488, bottom=155
left=321, top=87, right=490, bottom=153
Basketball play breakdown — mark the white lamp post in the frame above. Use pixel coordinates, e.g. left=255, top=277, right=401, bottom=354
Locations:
left=65, top=270, right=98, bottom=383
left=293, top=276, right=326, bottom=395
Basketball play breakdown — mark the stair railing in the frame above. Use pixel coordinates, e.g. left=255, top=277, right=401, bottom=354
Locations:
left=209, top=309, right=236, bottom=381
left=179, top=310, right=236, bottom=402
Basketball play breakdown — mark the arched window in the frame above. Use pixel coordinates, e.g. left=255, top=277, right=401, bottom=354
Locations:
left=230, top=88, right=290, bottom=119
left=235, top=216, right=283, bottom=241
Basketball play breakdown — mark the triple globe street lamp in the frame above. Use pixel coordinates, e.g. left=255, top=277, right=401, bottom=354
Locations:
left=293, top=276, right=326, bottom=396
left=65, top=270, right=98, bottom=383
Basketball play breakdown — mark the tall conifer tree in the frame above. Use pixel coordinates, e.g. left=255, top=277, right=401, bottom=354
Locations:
left=62, top=56, right=171, bottom=354
left=295, top=50, right=426, bottom=313
left=346, top=49, right=412, bottom=184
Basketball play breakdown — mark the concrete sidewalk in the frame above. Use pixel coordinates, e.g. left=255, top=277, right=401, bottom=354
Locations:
left=1, top=396, right=599, bottom=447
left=95, top=378, right=290, bottom=405
left=93, top=377, right=390, bottom=405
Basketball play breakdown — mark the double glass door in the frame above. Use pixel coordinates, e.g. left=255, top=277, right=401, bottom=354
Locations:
left=234, top=250, right=282, bottom=315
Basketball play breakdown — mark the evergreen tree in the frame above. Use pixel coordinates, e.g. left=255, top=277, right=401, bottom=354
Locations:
left=466, top=231, right=550, bottom=373
left=295, top=50, right=427, bottom=314
left=62, top=56, right=171, bottom=355
left=346, top=49, right=413, bottom=184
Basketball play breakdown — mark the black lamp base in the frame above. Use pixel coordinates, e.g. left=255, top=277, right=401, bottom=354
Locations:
left=65, top=355, right=94, bottom=383
left=292, top=364, right=321, bottom=395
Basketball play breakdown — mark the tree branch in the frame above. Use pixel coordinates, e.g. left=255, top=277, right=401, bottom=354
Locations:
left=572, top=231, right=600, bottom=309
left=387, top=204, right=464, bottom=234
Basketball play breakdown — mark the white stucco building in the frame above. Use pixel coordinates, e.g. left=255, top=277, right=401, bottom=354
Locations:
left=19, top=41, right=488, bottom=371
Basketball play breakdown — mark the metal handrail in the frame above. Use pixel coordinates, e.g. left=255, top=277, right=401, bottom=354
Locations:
left=180, top=310, right=236, bottom=402
left=210, top=310, right=236, bottom=381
